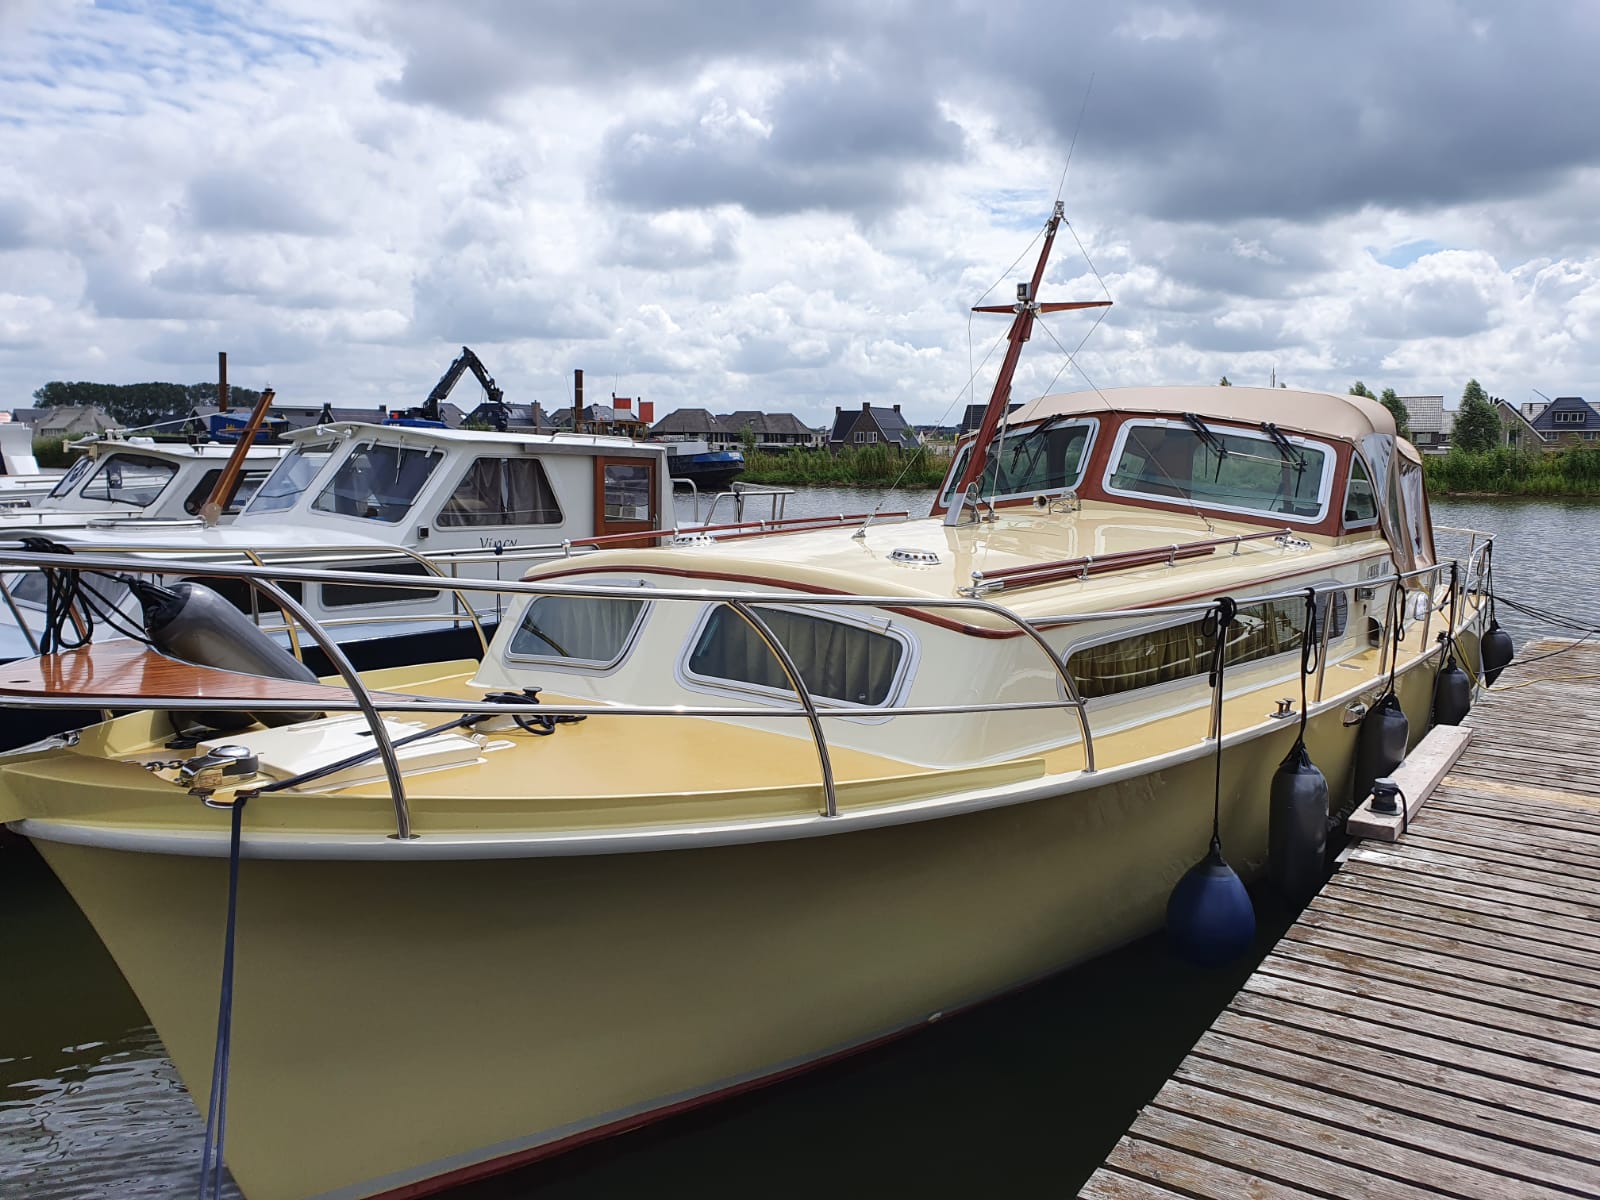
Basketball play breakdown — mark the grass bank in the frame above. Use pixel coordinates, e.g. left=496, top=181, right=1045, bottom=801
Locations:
left=740, top=444, right=948, bottom=488
left=1423, top=445, right=1600, bottom=497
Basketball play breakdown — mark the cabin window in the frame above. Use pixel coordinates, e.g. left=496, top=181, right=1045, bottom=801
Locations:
left=437, top=457, right=563, bottom=527
left=247, top=443, right=334, bottom=515
left=312, top=443, right=444, bottom=523
left=940, top=418, right=1096, bottom=506
left=686, top=605, right=906, bottom=707
left=46, top=456, right=94, bottom=499
left=1069, top=599, right=1306, bottom=701
left=508, top=593, right=648, bottom=666
left=1105, top=421, right=1330, bottom=521
left=182, top=468, right=272, bottom=517
left=602, top=463, right=652, bottom=521
left=321, top=560, right=441, bottom=608
left=1342, top=456, right=1379, bottom=528
left=80, top=453, right=178, bottom=507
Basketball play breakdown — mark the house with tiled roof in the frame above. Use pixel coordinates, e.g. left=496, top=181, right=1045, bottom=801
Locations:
left=650, top=408, right=729, bottom=443
left=716, top=410, right=822, bottom=449
left=1493, top=400, right=1546, bottom=451
left=547, top=403, right=649, bottom=437
left=1399, top=395, right=1452, bottom=453
left=32, top=405, right=118, bottom=441
left=957, top=402, right=1022, bottom=437
left=827, top=403, right=920, bottom=452
left=1531, top=395, right=1600, bottom=446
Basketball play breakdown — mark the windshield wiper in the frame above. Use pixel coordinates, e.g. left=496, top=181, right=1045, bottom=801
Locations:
left=1261, top=421, right=1307, bottom=473
left=1182, top=413, right=1229, bottom=461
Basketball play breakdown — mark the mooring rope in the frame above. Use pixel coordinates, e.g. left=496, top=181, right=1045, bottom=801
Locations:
left=197, top=794, right=247, bottom=1200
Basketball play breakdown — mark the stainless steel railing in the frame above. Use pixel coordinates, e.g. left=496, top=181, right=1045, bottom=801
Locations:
left=0, top=529, right=1495, bottom=837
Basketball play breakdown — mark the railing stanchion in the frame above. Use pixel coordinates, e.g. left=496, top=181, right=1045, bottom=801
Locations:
left=252, top=578, right=415, bottom=840
left=726, top=600, right=838, bottom=817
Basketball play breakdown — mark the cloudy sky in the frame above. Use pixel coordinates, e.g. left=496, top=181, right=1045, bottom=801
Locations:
left=2, top=0, right=1598, bottom=429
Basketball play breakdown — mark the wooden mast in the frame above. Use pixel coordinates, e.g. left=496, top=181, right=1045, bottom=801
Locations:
left=199, top=386, right=275, bottom=526
left=944, top=201, right=1111, bottom=525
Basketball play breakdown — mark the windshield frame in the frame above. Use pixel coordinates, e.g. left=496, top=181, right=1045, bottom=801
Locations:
left=1100, top=418, right=1335, bottom=524
left=940, top=417, right=1099, bottom=508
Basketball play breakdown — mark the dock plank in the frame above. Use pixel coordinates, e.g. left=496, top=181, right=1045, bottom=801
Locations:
left=1098, top=1138, right=1320, bottom=1200
left=1078, top=637, right=1600, bottom=1199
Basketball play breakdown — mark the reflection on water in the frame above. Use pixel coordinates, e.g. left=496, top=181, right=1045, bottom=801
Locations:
left=0, top=837, right=240, bottom=1198
left=3, top=490, right=1597, bottom=1198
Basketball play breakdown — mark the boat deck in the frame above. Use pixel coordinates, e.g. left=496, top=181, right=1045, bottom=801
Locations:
left=1078, top=637, right=1600, bottom=1199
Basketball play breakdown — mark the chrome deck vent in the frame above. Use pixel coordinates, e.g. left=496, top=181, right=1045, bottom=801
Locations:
left=889, top=547, right=941, bottom=566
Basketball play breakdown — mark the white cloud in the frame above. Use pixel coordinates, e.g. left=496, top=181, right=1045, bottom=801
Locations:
left=0, top=0, right=1597, bottom=424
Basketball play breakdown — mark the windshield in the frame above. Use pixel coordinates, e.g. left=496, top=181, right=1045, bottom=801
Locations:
left=311, top=442, right=444, bottom=523
left=46, top=456, right=94, bottom=499
left=1107, top=421, right=1329, bottom=520
left=79, top=452, right=178, bottom=508
left=245, top=443, right=334, bottom=515
left=941, top=418, right=1096, bottom=506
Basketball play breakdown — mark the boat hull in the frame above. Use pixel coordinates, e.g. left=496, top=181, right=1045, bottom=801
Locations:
left=26, top=657, right=1438, bottom=1200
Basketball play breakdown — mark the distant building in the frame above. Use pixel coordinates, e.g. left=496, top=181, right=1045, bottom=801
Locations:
left=650, top=408, right=728, bottom=443
left=827, top=403, right=920, bottom=452
left=957, top=402, right=1022, bottom=437
left=463, top=401, right=552, bottom=431
left=546, top=403, right=648, bottom=438
left=1399, top=395, right=1452, bottom=453
left=1521, top=399, right=1550, bottom=422
left=1530, top=395, right=1600, bottom=445
left=715, top=410, right=822, bottom=449
left=32, top=405, right=117, bottom=441
left=1493, top=400, right=1546, bottom=450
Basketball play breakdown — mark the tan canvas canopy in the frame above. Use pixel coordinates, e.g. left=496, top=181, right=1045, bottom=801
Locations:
left=1010, top=385, right=1397, bottom=443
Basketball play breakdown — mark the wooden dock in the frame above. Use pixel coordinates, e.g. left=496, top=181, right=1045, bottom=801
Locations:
left=1079, top=639, right=1600, bottom=1199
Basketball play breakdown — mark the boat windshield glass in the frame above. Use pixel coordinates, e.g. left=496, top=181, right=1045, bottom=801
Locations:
left=687, top=605, right=905, bottom=707
left=182, top=468, right=273, bottom=517
left=311, top=442, right=444, bottom=523
left=46, top=456, right=94, bottom=499
left=437, top=457, right=563, bottom=527
left=1343, top=455, right=1379, bottom=528
left=246, top=443, right=335, bottom=515
left=508, top=593, right=648, bottom=666
left=1106, top=421, right=1329, bottom=520
left=79, top=453, right=178, bottom=507
left=941, top=418, right=1096, bottom=506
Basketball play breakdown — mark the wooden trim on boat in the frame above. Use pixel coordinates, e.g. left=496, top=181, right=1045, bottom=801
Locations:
left=0, top=642, right=416, bottom=705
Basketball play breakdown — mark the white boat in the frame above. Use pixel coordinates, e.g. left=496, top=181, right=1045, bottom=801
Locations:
left=0, top=431, right=285, bottom=527
left=0, top=419, right=680, bottom=664
left=0, top=203, right=1501, bottom=1200
left=0, top=420, right=68, bottom=506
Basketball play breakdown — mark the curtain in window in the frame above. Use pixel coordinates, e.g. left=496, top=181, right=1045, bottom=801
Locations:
left=1070, top=599, right=1304, bottom=700
left=688, top=606, right=903, bottom=705
left=438, top=458, right=563, bottom=526
left=510, top=595, right=645, bottom=663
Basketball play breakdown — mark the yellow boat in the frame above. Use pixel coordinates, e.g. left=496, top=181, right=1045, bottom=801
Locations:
left=0, top=207, right=1497, bottom=1200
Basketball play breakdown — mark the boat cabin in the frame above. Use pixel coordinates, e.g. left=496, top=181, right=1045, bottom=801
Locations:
left=932, top=385, right=1433, bottom=570
left=3, top=435, right=286, bottom=526
left=232, top=421, right=674, bottom=552
left=468, top=385, right=1437, bottom=773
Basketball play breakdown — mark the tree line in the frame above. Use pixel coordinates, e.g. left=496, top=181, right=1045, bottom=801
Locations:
left=30, top=380, right=265, bottom=431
